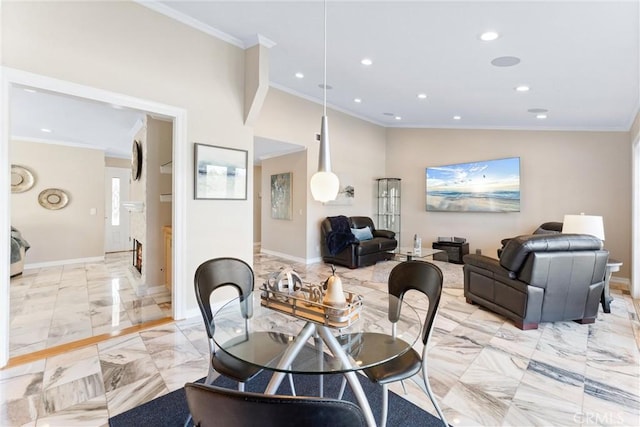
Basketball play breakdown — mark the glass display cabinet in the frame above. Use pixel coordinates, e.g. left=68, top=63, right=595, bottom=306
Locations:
left=376, top=178, right=401, bottom=250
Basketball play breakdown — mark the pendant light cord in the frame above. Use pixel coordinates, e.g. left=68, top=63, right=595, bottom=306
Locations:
left=323, top=0, right=327, bottom=116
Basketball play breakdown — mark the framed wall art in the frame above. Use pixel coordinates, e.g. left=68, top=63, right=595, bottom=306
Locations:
left=426, top=157, right=520, bottom=212
left=325, top=173, right=354, bottom=206
left=194, top=143, right=248, bottom=200
left=270, top=172, right=292, bottom=220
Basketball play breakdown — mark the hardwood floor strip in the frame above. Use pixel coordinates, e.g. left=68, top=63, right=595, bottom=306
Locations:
left=4, top=317, right=174, bottom=369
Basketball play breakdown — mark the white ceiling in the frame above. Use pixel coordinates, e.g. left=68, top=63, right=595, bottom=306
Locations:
left=9, top=1, right=640, bottom=161
left=10, top=85, right=145, bottom=158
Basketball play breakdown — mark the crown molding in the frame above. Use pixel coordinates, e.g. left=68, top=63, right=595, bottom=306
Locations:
left=268, top=82, right=387, bottom=128
left=136, top=0, right=244, bottom=48
left=245, top=34, right=277, bottom=49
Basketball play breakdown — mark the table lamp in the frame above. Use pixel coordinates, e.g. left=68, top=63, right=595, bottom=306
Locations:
left=562, top=213, right=605, bottom=241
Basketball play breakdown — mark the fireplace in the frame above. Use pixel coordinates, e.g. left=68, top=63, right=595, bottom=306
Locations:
left=133, top=239, right=142, bottom=273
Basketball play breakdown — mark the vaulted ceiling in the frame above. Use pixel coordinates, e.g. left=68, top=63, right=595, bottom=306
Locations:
left=10, top=1, right=640, bottom=159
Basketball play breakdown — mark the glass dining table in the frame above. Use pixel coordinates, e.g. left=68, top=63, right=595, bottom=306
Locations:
left=211, top=284, right=422, bottom=427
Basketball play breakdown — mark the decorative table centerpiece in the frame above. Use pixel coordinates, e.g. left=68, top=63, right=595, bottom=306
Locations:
left=260, top=266, right=362, bottom=328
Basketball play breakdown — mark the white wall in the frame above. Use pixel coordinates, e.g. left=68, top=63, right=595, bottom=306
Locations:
left=253, top=165, right=262, bottom=244
left=631, top=110, right=640, bottom=297
left=261, top=151, right=307, bottom=259
left=11, top=140, right=105, bottom=264
left=254, top=88, right=387, bottom=260
left=146, top=116, right=173, bottom=287
left=386, top=128, right=632, bottom=279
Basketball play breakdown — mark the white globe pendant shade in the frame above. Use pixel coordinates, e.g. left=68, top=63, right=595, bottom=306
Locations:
left=310, top=170, right=339, bottom=203
left=310, top=115, right=339, bottom=202
left=310, top=1, right=339, bottom=203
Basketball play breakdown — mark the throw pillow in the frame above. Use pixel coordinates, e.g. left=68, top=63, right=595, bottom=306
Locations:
left=351, top=226, right=373, bottom=241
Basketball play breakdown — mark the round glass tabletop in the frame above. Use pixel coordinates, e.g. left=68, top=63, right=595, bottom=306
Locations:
left=212, top=285, right=421, bottom=374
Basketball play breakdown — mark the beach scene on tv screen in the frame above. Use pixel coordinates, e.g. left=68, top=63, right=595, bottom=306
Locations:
left=426, top=157, right=520, bottom=212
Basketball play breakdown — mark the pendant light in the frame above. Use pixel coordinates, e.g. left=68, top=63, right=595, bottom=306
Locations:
left=310, top=0, right=339, bottom=203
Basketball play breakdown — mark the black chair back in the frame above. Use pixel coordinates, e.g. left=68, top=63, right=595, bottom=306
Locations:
left=194, top=257, right=254, bottom=340
left=185, top=382, right=367, bottom=427
left=387, top=260, right=443, bottom=345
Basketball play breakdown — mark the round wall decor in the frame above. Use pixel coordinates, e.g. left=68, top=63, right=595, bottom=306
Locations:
left=131, top=139, right=142, bottom=181
left=38, top=188, right=69, bottom=210
left=11, top=165, right=35, bottom=193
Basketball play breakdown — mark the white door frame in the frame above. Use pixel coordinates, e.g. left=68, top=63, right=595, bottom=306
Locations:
left=105, top=167, right=132, bottom=253
left=0, top=67, right=188, bottom=367
left=632, top=133, right=640, bottom=299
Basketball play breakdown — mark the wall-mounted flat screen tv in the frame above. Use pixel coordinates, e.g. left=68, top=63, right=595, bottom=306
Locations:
left=426, top=157, right=520, bottom=212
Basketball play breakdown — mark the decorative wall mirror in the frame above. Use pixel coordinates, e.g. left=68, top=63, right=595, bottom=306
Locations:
left=131, top=139, right=142, bottom=181
left=38, top=188, right=69, bottom=210
left=11, top=164, right=35, bottom=193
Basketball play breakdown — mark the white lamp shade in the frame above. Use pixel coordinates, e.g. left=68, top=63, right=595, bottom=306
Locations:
left=562, top=214, right=605, bottom=241
left=310, top=171, right=339, bottom=203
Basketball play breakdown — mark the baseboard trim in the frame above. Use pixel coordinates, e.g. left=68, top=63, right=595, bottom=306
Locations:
left=24, top=256, right=105, bottom=270
left=182, top=307, right=201, bottom=320
left=610, top=276, right=631, bottom=290
left=260, top=248, right=309, bottom=265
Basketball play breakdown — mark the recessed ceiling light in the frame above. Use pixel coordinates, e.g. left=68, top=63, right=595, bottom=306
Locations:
left=24, top=88, right=37, bottom=93
left=40, top=128, right=52, bottom=133
left=536, top=114, right=548, bottom=119
left=295, top=72, right=304, bottom=79
left=453, top=116, right=462, bottom=120
left=417, top=93, right=427, bottom=99
left=395, top=116, right=402, bottom=120
left=360, top=58, right=373, bottom=66
left=480, top=31, right=500, bottom=41
left=354, top=98, right=362, bottom=103
left=491, top=56, right=521, bottom=67
left=515, top=85, right=530, bottom=92
left=528, top=108, right=548, bottom=113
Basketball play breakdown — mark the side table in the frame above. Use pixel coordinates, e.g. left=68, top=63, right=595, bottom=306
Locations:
left=431, top=241, right=469, bottom=264
left=601, top=258, right=622, bottom=313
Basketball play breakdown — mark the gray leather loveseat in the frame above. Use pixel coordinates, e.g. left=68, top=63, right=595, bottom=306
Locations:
left=463, top=233, right=608, bottom=330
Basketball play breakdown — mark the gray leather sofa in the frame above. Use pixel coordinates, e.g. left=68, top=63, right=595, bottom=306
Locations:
left=321, top=216, right=397, bottom=269
left=464, top=233, right=608, bottom=330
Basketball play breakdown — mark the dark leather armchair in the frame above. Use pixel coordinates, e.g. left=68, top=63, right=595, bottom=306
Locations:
left=464, top=234, right=608, bottom=330
left=320, top=216, right=397, bottom=269
left=498, top=221, right=563, bottom=257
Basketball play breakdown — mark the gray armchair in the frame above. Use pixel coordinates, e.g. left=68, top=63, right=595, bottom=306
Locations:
left=464, top=233, right=608, bottom=330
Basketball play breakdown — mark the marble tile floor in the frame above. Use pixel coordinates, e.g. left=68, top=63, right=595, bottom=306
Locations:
left=9, top=252, right=172, bottom=358
left=1, top=252, right=639, bottom=426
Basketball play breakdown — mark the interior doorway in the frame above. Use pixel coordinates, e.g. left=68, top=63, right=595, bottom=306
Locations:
left=1, top=69, right=188, bottom=367
left=105, top=167, right=131, bottom=253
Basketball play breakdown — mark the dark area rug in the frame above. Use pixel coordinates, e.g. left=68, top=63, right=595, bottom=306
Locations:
left=109, top=370, right=445, bottom=426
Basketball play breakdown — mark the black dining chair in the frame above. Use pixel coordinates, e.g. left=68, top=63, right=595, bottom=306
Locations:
left=194, top=257, right=263, bottom=390
left=194, top=258, right=296, bottom=389
left=338, top=260, right=448, bottom=427
left=187, top=258, right=297, bottom=427
left=185, top=382, right=367, bottom=427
